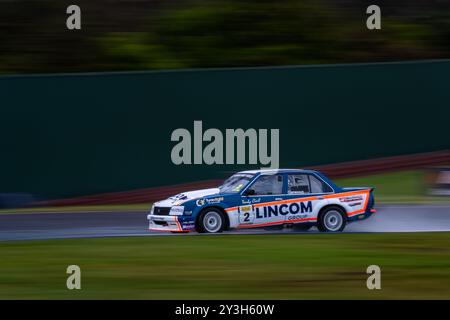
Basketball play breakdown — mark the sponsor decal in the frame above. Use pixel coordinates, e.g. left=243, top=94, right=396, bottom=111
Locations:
left=287, top=214, right=308, bottom=221
left=196, top=199, right=206, bottom=206
left=349, top=202, right=362, bottom=207
left=182, top=222, right=196, bottom=229
left=339, top=195, right=363, bottom=203
left=206, top=197, right=224, bottom=204
left=196, top=197, right=224, bottom=206
left=239, top=205, right=252, bottom=213
left=255, top=201, right=312, bottom=219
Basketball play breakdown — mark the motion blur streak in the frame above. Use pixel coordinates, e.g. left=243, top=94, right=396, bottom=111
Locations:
left=0, top=205, right=450, bottom=241
left=1, top=0, right=450, bottom=74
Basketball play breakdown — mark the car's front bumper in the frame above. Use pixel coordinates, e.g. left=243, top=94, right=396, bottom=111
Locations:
left=148, top=214, right=195, bottom=232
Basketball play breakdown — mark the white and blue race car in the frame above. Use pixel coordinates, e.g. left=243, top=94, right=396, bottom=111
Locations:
left=147, top=169, right=376, bottom=233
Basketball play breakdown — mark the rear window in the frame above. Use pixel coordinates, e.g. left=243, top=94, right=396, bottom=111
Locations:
left=288, top=175, right=310, bottom=194
left=310, top=175, right=333, bottom=193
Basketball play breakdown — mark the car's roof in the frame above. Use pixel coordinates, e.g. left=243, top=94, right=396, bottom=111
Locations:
left=238, top=168, right=319, bottom=175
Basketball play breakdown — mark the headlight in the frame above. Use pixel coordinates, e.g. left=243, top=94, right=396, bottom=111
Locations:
left=169, top=206, right=184, bottom=216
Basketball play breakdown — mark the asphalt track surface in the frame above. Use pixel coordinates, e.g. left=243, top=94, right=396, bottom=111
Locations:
left=0, top=205, right=449, bottom=241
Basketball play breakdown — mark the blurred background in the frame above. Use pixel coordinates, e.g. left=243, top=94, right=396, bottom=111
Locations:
left=1, top=0, right=450, bottom=74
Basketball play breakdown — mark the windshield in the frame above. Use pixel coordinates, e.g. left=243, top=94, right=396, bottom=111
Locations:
left=219, top=173, right=255, bottom=193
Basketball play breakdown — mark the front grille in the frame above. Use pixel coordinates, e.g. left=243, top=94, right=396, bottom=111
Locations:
left=153, top=206, right=171, bottom=215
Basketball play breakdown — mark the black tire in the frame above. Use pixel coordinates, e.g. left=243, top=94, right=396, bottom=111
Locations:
left=317, top=206, right=346, bottom=232
left=196, top=208, right=226, bottom=233
left=293, top=224, right=312, bottom=231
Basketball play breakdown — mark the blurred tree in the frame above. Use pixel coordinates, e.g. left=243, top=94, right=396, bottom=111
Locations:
left=0, top=0, right=449, bottom=74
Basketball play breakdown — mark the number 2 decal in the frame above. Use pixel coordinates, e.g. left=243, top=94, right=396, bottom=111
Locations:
left=239, top=205, right=254, bottom=224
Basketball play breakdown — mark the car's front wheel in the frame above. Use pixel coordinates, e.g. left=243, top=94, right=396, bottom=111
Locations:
left=196, top=208, right=225, bottom=233
left=317, top=206, right=346, bottom=232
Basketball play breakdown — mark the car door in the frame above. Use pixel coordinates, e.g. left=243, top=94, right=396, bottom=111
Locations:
left=239, top=173, right=286, bottom=227
left=283, top=173, right=331, bottom=223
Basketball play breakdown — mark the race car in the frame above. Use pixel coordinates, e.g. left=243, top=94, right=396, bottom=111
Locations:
left=147, top=169, right=376, bottom=233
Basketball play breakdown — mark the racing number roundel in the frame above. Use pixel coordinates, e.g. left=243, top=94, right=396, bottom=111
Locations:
left=238, top=205, right=255, bottom=224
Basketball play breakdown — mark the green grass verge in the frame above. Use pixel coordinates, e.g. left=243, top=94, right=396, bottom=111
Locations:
left=336, top=170, right=425, bottom=198
left=335, top=170, right=448, bottom=204
left=1, top=233, right=450, bottom=299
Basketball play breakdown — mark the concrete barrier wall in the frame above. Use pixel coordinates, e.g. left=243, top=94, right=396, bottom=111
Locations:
left=1, top=61, right=449, bottom=200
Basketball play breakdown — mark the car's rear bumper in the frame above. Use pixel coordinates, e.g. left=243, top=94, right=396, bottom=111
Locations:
left=348, top=207, right=376, bottom=222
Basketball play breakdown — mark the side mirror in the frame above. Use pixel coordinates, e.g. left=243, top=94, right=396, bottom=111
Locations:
left=244, top=189, right=256, bottom=196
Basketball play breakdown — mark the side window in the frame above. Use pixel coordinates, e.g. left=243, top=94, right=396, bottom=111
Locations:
left=249, top=175, right=283, bottom=195
left=288, top=175, right=310, bottom=194
left=310, top=175, right=333, bottom=193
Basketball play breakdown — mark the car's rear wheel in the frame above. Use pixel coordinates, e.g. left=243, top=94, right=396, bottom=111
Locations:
left=317, top=206, right=346, bottom=232
left=196, top=208, right=225, bottom=233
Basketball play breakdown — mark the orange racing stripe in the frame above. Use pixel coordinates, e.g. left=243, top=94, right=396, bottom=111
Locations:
left=346, top=191, right=371, bottom=217
left=228, top=190, right=372, bottom=219
left=238, top=217, right=317, bottom=229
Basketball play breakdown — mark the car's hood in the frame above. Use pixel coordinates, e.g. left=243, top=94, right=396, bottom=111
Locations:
left=155, top=188, right=221, bottom=207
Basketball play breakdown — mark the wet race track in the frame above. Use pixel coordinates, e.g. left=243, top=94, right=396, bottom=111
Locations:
left=0, top=205, right=449, bottom=241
